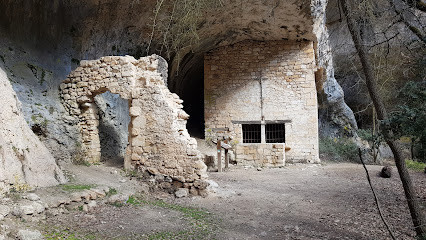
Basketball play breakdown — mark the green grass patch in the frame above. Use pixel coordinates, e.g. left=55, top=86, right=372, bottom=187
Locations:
left=43, top=227, right=97, bottom=240
left=406, top=159, right=426, bottom=172
left=61, top=184, right=95, bottom=192
left=128, top=195, right=218, bottom=239
left=106, top=188, right=117, bottom=196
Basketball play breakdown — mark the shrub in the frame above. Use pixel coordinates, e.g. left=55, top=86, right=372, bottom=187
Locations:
left=319, top=137, right=359, bottom=162
left=405, top=159, right=426, bottom=172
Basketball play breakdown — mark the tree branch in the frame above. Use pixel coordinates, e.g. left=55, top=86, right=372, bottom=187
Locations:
left=358, top=148, right=397, bottom=240
left=339, top=0, right=426, bottom=238
left=389, top=0, right=426, bottom=44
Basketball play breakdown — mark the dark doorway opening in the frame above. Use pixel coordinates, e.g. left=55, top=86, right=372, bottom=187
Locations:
left=94, top=91, right=130, bottom=167
left=179, top=59, right=205, bottom=138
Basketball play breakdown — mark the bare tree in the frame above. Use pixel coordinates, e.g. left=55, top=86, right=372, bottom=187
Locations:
left=339, top=0, right=426, bottom=238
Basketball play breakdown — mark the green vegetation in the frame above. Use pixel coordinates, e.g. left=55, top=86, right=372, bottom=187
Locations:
left=61, top=184, right=95, bottom=192
left=31, top=114, right=42, bottom=122
left=405, top=159, right=426, bottom=172
left=26, top=63, right=48, bottom=85
left=106, top=188, right=117, bottom=196
left=127, top=195, right=217, bottom=239
left=384, top=81, right=426, bottom=162
left=319, top=137, right=359, bottom=162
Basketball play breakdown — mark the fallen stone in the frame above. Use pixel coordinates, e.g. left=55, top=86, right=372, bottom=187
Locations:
left=206, top=180, right=219, bottom=193
left=81, top=191, right=92, bottom=202
left=0, top=205, right=10, bottom=219
left=199, top=189, right=208, bottom=198
left=107, top=194, right=129, bottom=204
left=380, top=166, right=392, bottom=178
left=90, top=188, right=106, bottom=198
left=70, top=192, right=82, bottom=202
left=147, top=167, right=159, bottom=175
left=87, top=201, right=97, bottom=209
left=175, top=188, right=189, bottom=198
left=23, top=193, right=40, bottom=201
left=0, top=234, right=5, bottom=240
left=45, top=208, right=60, bottom=217
left=20, top=205, right=35, bottom=215
left=31, top=202, right=45, bottom=214
left=82, top=205, right=89, bottom=212
left=193, top=180, right=209, bottom=190
left=189, top=187, right=198, bottom=196
left=17, top=229, right=43, bottom=240
left=87, top=190, right=97, bottom=200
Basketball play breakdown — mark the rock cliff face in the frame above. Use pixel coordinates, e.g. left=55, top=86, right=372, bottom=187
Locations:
left=0, top=65, right=65, bottom=193
left=0, top=0, right=358, bottom=179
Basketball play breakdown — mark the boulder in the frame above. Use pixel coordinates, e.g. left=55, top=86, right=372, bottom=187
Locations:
left=380, top=166, right=392, bottom=178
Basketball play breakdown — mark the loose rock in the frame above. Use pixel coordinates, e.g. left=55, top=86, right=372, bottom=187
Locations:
left=380, top=166, right=392, bottom=178
left=23, top=193, right=40, bottom=201
left=175, top=188, right=189, bottom=198
left=16, top=229, right=43, bottom=240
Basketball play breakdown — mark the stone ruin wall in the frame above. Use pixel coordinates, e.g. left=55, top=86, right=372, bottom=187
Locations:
left=60, top=55, right=208, bottom=194
left=204, top=40, right=320, bottom=165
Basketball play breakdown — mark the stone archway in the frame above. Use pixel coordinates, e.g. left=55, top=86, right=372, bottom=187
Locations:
left=60, top=55, right=208, bottom=193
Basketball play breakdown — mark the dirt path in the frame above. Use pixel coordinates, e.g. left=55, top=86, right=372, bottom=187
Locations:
left=4, top=163, right=424, bottom=239
left=174, top=163, right=425, bottom=240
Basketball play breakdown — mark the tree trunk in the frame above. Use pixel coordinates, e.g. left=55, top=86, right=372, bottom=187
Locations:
left=339, top=0, right=426, bottom=238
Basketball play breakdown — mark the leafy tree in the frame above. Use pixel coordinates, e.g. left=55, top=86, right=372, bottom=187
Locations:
left=384, top=81, right=426, bottom=161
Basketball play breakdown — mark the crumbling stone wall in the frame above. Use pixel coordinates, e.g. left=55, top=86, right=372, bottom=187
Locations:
left=205, top=40, right=320, bottom=164
left=60, top=55, right=208, bottom=193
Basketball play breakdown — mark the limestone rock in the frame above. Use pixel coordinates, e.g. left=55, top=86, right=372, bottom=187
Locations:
left=87, top=201, right=97, bottom=209
left=17, top=229, right=43, bottom=240
left=193, top=180, right=209, bottom=190
left=31, top=202, right=45, bottom=214
left=107, top=194, right=129, bottom=204
left=19, top=205, right=35, bottom=215
left=175, top=188, right=189, bottom=198
left=70, top=192, right=82, bottom=202
left=0, top=205, right=10, bottom=220
left=0, top=66, right=65, bottom=191
left=23, top=193, right=40, bottom=201
left=206, top=180, right=219, bottom=194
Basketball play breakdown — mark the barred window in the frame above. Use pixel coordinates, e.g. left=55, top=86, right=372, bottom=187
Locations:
left=242, top=124, right=261, bottom=143
left=266, top=124, right=285, bottom=143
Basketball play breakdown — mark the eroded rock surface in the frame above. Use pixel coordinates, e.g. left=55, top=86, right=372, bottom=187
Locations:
left=0, top=65, right=65, bottom=194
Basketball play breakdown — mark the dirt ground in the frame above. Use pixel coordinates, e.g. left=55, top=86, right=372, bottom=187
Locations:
left=7, top=162, right=426, bottom=240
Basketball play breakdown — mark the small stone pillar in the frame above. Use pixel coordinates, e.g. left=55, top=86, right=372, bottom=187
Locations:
left=79, top=101, right=101, bottom=163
